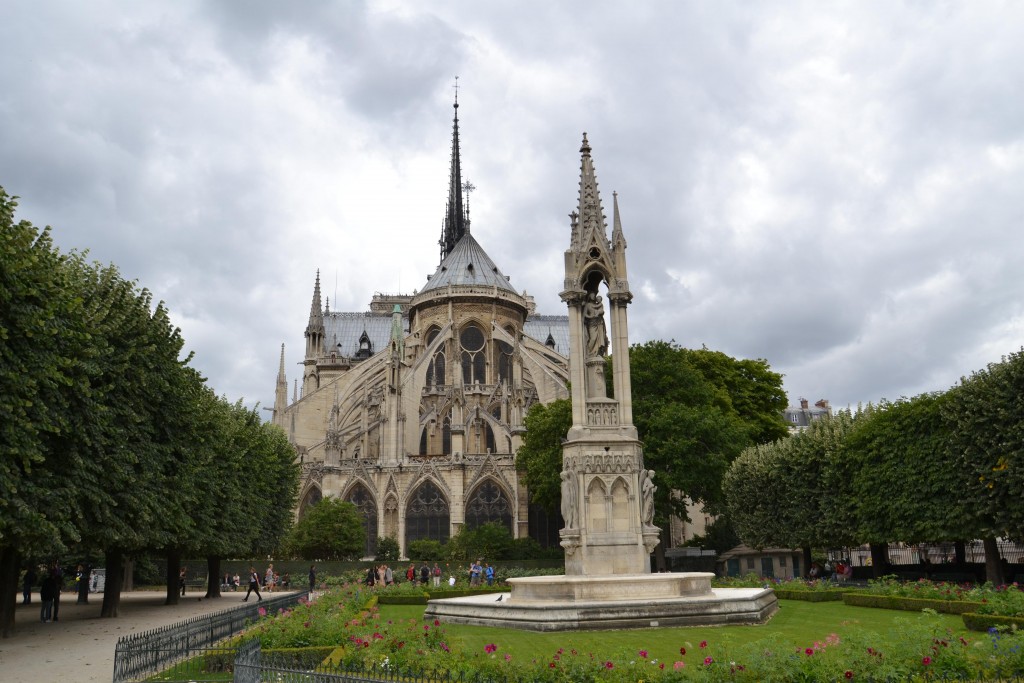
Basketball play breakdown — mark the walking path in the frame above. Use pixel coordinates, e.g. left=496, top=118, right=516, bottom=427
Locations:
left=0, top=588, right=297, bottom=683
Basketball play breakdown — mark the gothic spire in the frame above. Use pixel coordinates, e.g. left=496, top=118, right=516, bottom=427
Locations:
left=570, top=133, right=613, bottom=280
left=439, top=91, right=468, bottom=263
left=304, top=270, right=325, bottom=358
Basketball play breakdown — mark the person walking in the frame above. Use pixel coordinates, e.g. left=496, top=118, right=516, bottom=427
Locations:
left=243, top=566, right=262, bottom=602
left=308, top=564, right=317, bottom=593
left=264, top=564, right=275, bottom=593
left=179, top=566, right=187, bottom=596
left=50, top=563, right=63, bottom=622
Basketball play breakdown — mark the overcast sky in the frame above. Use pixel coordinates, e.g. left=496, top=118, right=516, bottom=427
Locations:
left=3, top=1, right=1023, bottom=414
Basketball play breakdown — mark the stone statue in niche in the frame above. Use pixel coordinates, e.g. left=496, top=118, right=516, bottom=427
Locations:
left=639, top=469, right=656, bottom=527
left=582, top=289, right=608, bottom=358
left=560, top=469, right=578, bottom=530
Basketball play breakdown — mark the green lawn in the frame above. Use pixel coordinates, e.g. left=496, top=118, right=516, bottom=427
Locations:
left=381, top=599, right=967, bottom=665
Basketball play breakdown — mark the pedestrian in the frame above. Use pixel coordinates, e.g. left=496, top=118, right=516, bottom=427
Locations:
left=243, top=566, right=262, bottom=602
left=264, top=564, right=274, bottom=593
left=448, top=575, right=456, bottom=587
left=77, top=563, right=90, bottom=604
left=179, top=566, right=187, bottom=596
left=50, top=563, right=63, bottom=621
left=485, top=563, right=495, bottom=586
left=406, top=564, right=415, bottom=583
left=40, top=572, right=57, bottom=622
left=419, top=561, right=430, bottom=586
left=232, top=572, right=241, bottom=591
left=22, top=565, right=36, bottom=604
left=384, top=564, right=393, bottom=586
left=308, top=564, right=317, bottom=593
left=432, top=563, right=441, bottom=588
left=365, top=565, right=376, bottom=586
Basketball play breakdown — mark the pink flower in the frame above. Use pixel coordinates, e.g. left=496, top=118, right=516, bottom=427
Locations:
left=704, top=656, right=714, bottom=666
left=484, top=643, right=498, bottom=654
left=674, top=661, right=686, bottom=670
left=922, top=656, right=932, bottom=666
left=604, top=661, right=614, bottom=669
left=434, top=619, right=440, bottom=626
left=504, top=654, right=512, bottom=661
left=257, top=607, right=267, bottom=617
left=638, top=649, right=648, bottom=658
left=805, top=648, right=814, bottom=656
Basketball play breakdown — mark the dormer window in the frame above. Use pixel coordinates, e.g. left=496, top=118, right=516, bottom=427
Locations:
left=356, top=331, right=373, bottom=359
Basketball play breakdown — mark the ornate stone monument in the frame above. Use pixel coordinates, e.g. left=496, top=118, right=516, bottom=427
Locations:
left=425, top=135, right=777, bottom=630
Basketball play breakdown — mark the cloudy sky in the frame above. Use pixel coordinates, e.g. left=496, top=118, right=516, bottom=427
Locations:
left=3, top=1, right=1023, bottom=413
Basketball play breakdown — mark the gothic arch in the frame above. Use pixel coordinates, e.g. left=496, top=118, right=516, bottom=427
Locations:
left=405, top=480, right=450, bottom=546
left=343, top=482, right=379, bottom=558
left=464, top=477, right=513, bottom=532
left=610, top=477, right=630, bottom=532
left=297, top=484, right=322, bottom=520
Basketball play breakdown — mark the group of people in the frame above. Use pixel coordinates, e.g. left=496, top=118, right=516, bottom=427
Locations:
left=242, top=564, right=318, bottom=602
left=365, top=562, right=447, bottom=588
left=21, top=562, right=66, bottom=623
left=808, top=559, right=854, bottom=582
left=468, top=559, right=495, bottom=587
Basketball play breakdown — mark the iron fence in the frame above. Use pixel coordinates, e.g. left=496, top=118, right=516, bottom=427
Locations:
left=112, top=591, right=311, bottom=683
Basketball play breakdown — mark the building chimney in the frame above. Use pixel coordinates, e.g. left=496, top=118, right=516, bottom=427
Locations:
left=815, top=399, right=830, bottom=410
left=799, top=398, right=809, bottom=410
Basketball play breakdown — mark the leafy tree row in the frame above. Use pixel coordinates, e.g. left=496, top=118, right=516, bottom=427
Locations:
left=725, top=348, right=1024, bottom=583
left=516, top=340, right=788, bottom=567
left=0, top=188, right=298, bottom=636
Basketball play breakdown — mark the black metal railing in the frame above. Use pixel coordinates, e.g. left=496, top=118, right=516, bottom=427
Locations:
left=111, top=591, right=310, bottom=683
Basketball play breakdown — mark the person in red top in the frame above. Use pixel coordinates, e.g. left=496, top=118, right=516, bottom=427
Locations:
left=406, top=564, right=415, bottom=583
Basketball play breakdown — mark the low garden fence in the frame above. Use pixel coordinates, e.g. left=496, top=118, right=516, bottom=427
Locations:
left=111, top=591, right=310, bottom=683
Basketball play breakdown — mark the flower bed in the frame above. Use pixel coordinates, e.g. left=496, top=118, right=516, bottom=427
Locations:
left=231, top=580, right=1024, bottom=681
left=842, top=592, right=984, bottom=615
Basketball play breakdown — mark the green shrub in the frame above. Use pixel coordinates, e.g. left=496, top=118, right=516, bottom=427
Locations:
left=774, top=589, right=844, bottom=602
left=962, top=612, right=1024, bottom=632
left=407, top=539, right=445, bottom=561
left=843, top=591, right=983, bottom=615
left=375, top=536, right=399, bottom=562
left=445, top=522, right=513, bottom=561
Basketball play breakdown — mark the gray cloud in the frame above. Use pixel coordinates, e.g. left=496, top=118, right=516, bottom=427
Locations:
left=3, top=1, right=1024, bottom=413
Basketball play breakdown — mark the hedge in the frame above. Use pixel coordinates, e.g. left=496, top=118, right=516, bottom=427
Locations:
left=962, top=612, right=1024, bottom=632
left=842, top=591, right=983, bottom=615
left=376, top=587, right=507, bottom=605
left=773, top=589, right=844, bottom=602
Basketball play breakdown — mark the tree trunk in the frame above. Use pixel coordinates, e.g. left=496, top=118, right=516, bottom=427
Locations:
left=206, top=556, right=221, bottom=599
left=983, top=535, right=1005, bottom=585
left=954, top=540, right=966, bottom=566
left=0, top=546, right=19, bottom=638
left=122, top=557, right=134, bottom=592
left=802, top=546, right=813, bottom=578
left=165, top=549, right=181, bottom=606
left=869, top=542, right=889, bottom=578
left=101, top=548, right=124, bottom=618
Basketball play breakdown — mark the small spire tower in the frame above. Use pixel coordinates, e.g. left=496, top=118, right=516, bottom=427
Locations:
left=439, top=85, right=469, bottom=263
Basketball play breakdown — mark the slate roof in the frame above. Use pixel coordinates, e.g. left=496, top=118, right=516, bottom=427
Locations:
left=420, top=233, right=518, bottom=294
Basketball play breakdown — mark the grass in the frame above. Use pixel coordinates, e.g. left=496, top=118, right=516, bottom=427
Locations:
left=380, top=599, right=967, bottom=665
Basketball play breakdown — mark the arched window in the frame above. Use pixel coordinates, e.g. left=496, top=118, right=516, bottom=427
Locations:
left=298, top=486, right=322, bottom=520
left=405, top=481, right=449, bottom=546
left=460, top=325, right=486, bottom=384
left=465, top=479, right=512, bottom=531
left=345, top=483, right=378, bottom=558
left=495, top=339, right=513, bottom=383
left=442, top=415, right=451, bottom=455
left=426, top=327, right=445, bottom=388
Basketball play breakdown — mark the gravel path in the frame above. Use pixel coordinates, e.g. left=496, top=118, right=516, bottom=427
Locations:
left=0, top=588, right=297, bottom=683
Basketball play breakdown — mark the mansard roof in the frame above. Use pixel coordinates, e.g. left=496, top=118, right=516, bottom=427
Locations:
left=420, top=232, right=518, bottom=294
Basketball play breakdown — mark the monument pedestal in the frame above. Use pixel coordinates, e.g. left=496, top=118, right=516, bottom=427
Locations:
left=423, top=573, right=778, bottom=632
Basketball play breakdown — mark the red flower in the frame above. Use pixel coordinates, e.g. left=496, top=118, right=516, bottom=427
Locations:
left=680, top=647, right=686, bottom=655
left=704, top=656, right=714, bottom=666
left=433, top=619, right=440, bottom=626
left=700, top=640, right=708, bottom=649
left=484, top=643, right=498, bottom=654
left=845, top=670, right=854, bottom=679
left=638, top=649, right=648, bottom=658
left=549, top=662, right=556, bottom=668
left=604, top=661, right=614, bottom=669
left=805, top=647, right=814, bottom=656
left=922, top=656, right=932, bottom=666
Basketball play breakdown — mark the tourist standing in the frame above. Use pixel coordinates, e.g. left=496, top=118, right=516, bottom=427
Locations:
left=244, top=566, right=262, bottom=602
left=179, top=566, right=187, bottom=596
left=485, top=563, right=495, bottom=586
left=308, top=564, right=316, bottom=593
left=365, top=565, right=376, bottom=586
left=40, top=572, right=57, bottom=622
left=432, top=563, right=441, bottom=588
left=384, top=564, right=393, bottom=586
left=50, top=563, right=63, bottom=622
left=232, top=572, right=241, bottom=591
left=406, top=564, right=415, bottom=583
left=22, top=565, right=36, bottom=604
left=264, top=564, right=274, bottom=593
left=77, top=563, right=90, bottom=604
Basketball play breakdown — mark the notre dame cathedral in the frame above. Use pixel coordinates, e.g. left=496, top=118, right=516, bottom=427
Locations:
left=271, top=99, right=579, bottom=558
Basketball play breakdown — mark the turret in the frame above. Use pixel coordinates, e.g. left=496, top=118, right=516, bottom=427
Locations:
left=273, top=343, right=288, bottom=425
left=303, top=271, right=325, bottom=395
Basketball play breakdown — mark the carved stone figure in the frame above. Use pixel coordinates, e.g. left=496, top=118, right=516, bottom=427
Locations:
left=560, top=470, right=578, bottom=530
left=639, top=469, right=656, bottom=527
left=582, top=290, right=608, bottom=357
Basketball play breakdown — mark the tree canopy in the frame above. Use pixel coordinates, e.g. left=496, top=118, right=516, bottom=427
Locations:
left=285, top=497, right=365, bottom=560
